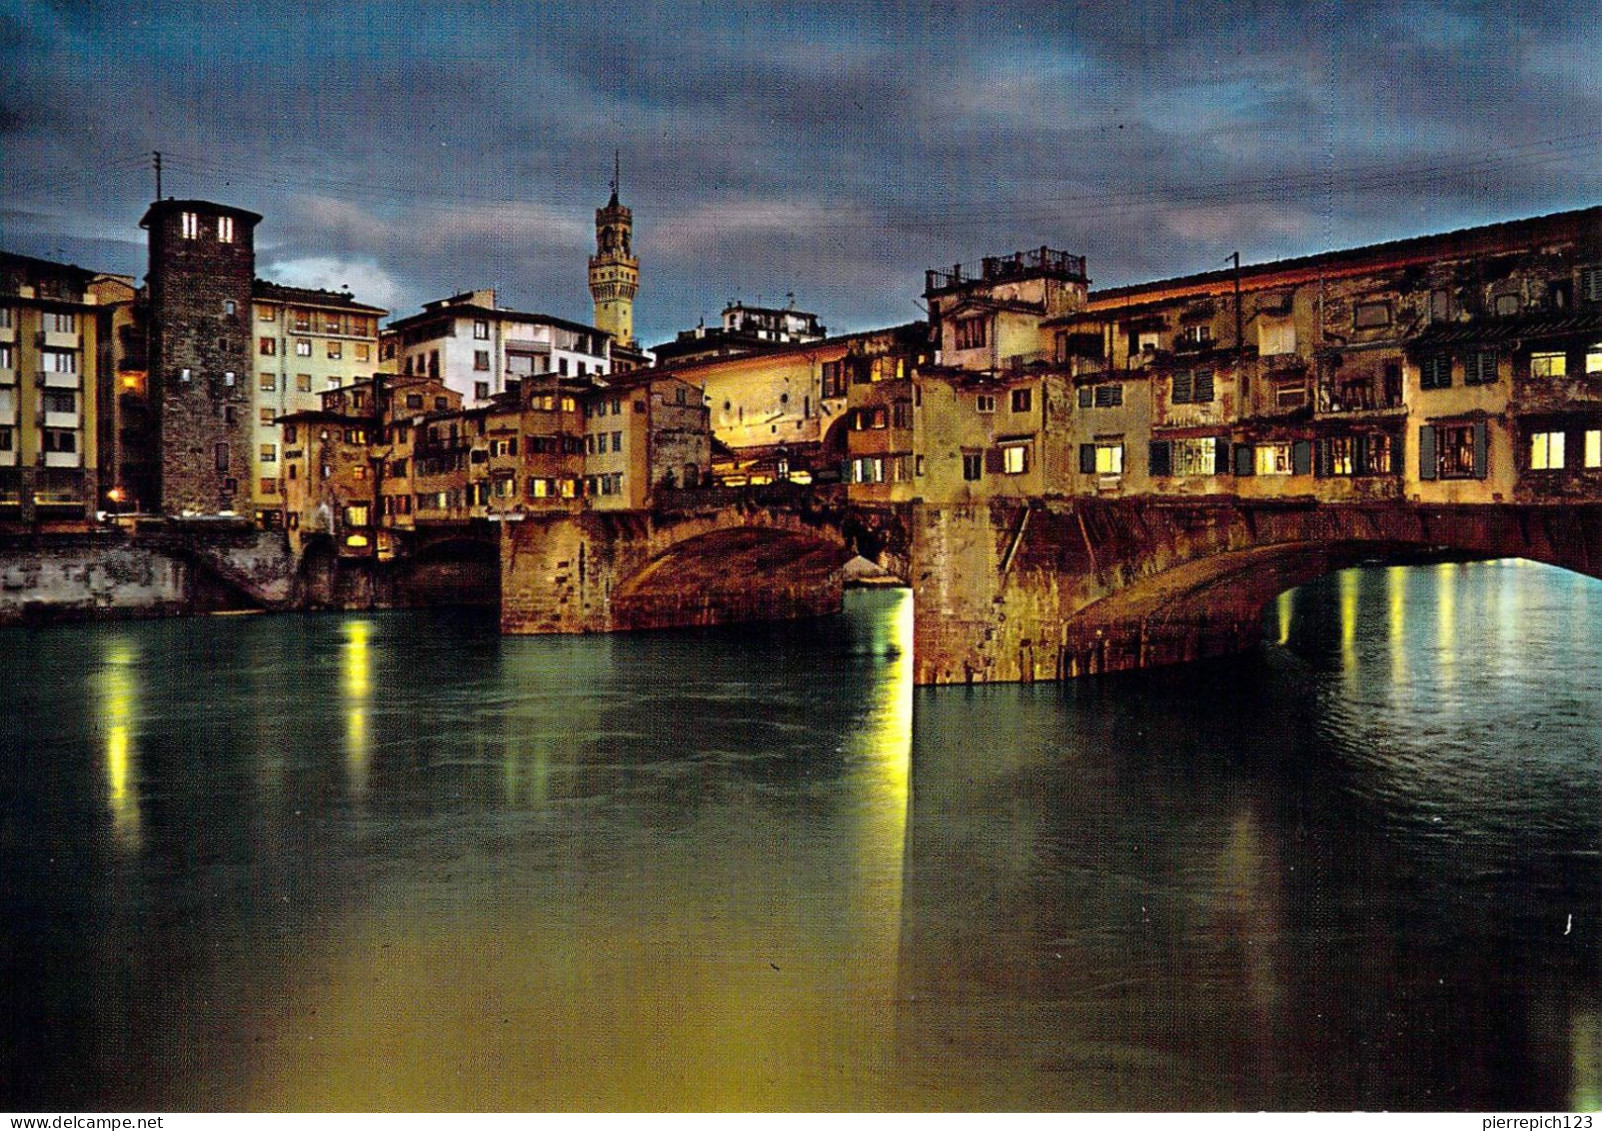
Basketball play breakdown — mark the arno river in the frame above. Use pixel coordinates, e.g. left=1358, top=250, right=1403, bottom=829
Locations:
left=1, top=562, right=1597, bottom=1111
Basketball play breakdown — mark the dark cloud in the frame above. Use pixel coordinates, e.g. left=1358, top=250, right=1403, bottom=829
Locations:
left=1, top=0, right=1599, bottom=344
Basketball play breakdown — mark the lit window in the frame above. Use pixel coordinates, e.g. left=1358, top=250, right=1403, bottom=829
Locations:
left=1256, top=442, right=1293, bottom=475
left=295, top=339, right=312, bottom=357
left=260, top=373, right=277, bottom=391
left=1094, top=442, right=1122, bottom=475
left=259, top=305, right=276, bottom=322
left=297, top=373, right=312, bottom=392
left=224, top=300, right=236, bottom=316
left=1173, top=437, right=1217, bottom=477
left=181, top=212, right=199, bottom=239
left=1531, top=351, right=1566, bottom=378
left=1530, top=431, right=1566, bottom=471
left=260, top=408, right=274, bottom=425
left=1001, top=443, right=1029, bottom=475
left=355, top=343, right=370, bottom=362
left=327, top=341, right=342, bottom=359
left=259, top=338, right=276, bottom=356
left=260, top=444, right=277, bottom=463
left=1586, top=346, right=1602, bottom=374
left=474, top=320, right=489, bottom=340
left=218, top=215, right=234, bottom=243
left=224, top=371, right=236, bottom=386
left=1586, top=430, right=1601, bottom=469
left=344, top=505, right=370, bottom=526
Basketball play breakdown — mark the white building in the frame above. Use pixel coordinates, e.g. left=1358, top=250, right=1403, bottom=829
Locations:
left=381, top=289, right=612, bottom=408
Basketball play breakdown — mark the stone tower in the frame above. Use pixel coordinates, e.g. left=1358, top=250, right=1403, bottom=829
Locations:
left=588, top=156, right=639, bottom=348
left=140, top=198, right=262, bottom=515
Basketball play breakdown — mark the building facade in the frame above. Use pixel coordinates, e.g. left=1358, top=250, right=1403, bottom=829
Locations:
left=0, top=252, right=114, bottom=526
left=382, top=290, right=612, bottom=409
left=140, top=198, right=263, bottom=516
left=251, top=282, right=385, bottom=527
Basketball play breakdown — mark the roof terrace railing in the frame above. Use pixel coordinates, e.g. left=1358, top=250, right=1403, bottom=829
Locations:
left=926, top=247, right=1087, bottom=294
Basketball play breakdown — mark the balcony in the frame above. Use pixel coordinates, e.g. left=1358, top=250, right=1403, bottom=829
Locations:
left=38, top=370, right=81, bottom=390
left=43, top=451, right=82, bottom=469
left=1320, top=378, right=1404, bottom=415
left=0, top=324, right=13, bottom=344
left=0, top=451, right=16, bottom=468
left=44, top=410, right=80, bottom=429
left=37, top=329, right=80, bottom=350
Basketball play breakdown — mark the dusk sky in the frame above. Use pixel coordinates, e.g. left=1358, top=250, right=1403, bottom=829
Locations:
left=3, top=0, right=1599, bottom=346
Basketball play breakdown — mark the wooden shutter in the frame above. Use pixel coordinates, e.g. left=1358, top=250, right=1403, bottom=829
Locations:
left=1472, top=420, right=1489, bottom=479
left=1353, top=434, right=1369, bottom=475
left=1171, top=371, right=1193, bottom=404
left=985, top=446, right=1004, bottom=474
left=1195, top=370, right=1215, bottom=404
left=1418, top=425, right=1437, bottom=480
left=1078, top=387, right=1093, bottom=408
left=1313, top=438, right=1330, bottom=478
left=1390, top=430, right=1405, bottom=475
left=1234, top=443, right=1255, bottom=476
left=1079, top=444, right=1097, bottom=474
left=1292, top=439, right=1312, bottom=476
left=1214, top=436, right=1231, bottom=475
left=1149, top=440, right=1172, bottom=477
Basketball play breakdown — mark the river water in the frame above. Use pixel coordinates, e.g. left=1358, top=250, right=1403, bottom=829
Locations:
left=1, top=561, right=1597, bottom=1111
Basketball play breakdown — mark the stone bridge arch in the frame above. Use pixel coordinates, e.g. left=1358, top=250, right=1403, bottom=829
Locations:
left=499, top=495, right=864, bottom=635
left=912, top=498, right=1602, bottom=684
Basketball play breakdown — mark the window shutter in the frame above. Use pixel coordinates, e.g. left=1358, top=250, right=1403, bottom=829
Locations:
left=1149, top=440, right=1172, bottom=477
left=1292, top=439, right=1312, bottom=476
left=1418, top=425, right=1437, bottom=480
left=1234, top=443, right=1255, bottom=476
left=985, top=446, right=1004, bottom=474
left=1214, top=436, right=1231, bottom=475
left=1079, top=444, right=1097, bottom=474
left=1473, top=420, right=1489, bottom=479
left=1313, top=438, right=1330, bottom=478
left=1390, top=430, right=1405, bottom=475
left=1171, top=371, right=1193, bottom=404
left=1353, top=434, right=1369, bottom=475
left=1195, top=370, right=1215, bottom=404
left=1078, top=387, right=1093, bottom=409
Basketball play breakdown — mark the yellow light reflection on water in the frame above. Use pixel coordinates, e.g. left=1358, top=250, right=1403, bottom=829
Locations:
left=1275, top=588, right=1295, bottom=645
left=844, top=588, right=913, bottom=976
left=1387, top=566, right=1408, bottom=686
left=342, top=620, right=374, bottom=796
left=99, top=642, right=140, bottom=852
left=1338, top=568, right=1360, bottom=675
left=1436, top=561, right=1458, bottom=682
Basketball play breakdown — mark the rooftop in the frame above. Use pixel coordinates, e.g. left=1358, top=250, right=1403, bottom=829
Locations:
left=254, top=279, right=388, bottom=314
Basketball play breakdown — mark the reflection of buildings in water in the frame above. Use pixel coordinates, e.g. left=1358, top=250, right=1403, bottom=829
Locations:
left=242, top=596, right=919, bottom=1108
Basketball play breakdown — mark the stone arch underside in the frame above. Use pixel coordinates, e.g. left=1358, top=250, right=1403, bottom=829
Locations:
left=611, top=525, right=856, bottom=631
left=1052, top=501, right=1602, bottom=676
